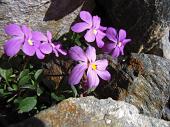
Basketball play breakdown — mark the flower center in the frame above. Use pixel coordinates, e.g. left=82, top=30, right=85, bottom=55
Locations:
left=91, top=63, right=97, bottom=70
left=117, top=42, right=122, bottom=47
left=28, top=39, right=33, bottom=46
left=93, top=29, right=98, bottom=35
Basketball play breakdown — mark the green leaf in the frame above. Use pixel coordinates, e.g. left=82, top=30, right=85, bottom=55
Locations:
left=18, top=75, right=30, bottom=86
left=7, top=94, right=17, bottom=102
left=0, top=89, right=12, bottom=96
left=7, top=86, right=13, bottom=91
left=12, top=84, right=18, bottom=91
left=71, top=85, right=78, bottom=97
left=10, top=74, right=16, bottom=78
left=18, top=69, right=29, bottom=80
left=18, top=96, right=37, bottom=113
left=20, top=84, right=36, bottom=90
left=75, top=34, right=81, bottom=46
left=37, top=85, right=43, bottom=96
left=14, top=97, right=23, bottom=105
left=34, top=69, right=43, bottom=80
left=0, top=68, right=12, bottom=80
left=0, top=89, right=4, bottom=95
left=51, top=93, right=65, bottom=101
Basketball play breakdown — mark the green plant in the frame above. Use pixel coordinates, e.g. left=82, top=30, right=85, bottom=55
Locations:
left=0, top=54, right=67, bottom=114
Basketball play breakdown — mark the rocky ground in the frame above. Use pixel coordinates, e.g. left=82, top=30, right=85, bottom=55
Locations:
left=10, top=97, right=170, bottom=127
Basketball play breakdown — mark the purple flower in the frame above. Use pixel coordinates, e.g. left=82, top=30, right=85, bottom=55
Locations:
left=21, top=25, right=50, bottom=59
left=4, top=24, right=25, bottom=57
left=68, top=46, right=111, bottom=89
left=4, top=24, right=50, bottom=59
left=40, top=31, right=67, bottom=57
left=104, top=27, right=131, bottom=58
left=71, top=11, right=106, bottom=48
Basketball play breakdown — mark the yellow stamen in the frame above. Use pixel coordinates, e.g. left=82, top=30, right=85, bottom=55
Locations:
left=118, top=42, right=122, bottom=47
left=91, top=63, right=97, bottom=70
left=28, top=39, right=33, bottom=46
left=93, top=29, right=97, bottom=35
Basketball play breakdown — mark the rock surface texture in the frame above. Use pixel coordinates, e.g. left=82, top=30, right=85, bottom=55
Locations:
left=125, top=53, right=170, bottom=119
left=96, top=53, right=170, bottom=120
left=96, top=0, right=170, bottom=54
left=162, top=29, right=170, bottom=59
left=10, top=96, right=170, bottom=127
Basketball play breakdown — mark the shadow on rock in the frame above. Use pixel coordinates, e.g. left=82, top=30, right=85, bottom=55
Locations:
left=9, top=117, right=46, bottom=127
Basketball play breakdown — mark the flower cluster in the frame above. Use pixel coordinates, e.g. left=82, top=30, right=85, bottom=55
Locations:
left=3, top=10, right=131, bottom=90
left=68, top=11, right=131, bottom=89
left=71, top=11, right=131, bottom=58
left=4, top=24, right=66, bottom=59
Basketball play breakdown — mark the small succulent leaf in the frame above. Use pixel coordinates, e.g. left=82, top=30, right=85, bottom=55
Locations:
left=18, top=75, right=30, bottom=86
left=18, top=96, right=37, bottom=113
left=18, top=69, right=29, bottom=80
left=0, top=68, right=13, bottom=80
left=37, top=85, right=43, bottom=96
left=51, top=93, right=65, bottom=101
left=34, top=69, right=43, bottom=80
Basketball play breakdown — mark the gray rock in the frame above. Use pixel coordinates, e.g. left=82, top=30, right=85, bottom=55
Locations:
left=163, top=105, right=170, bottom=121
left=162, top=28, right=170, bottom=59
left=96, top=53, right=170, bottom=120
left=96, top=0, right=170, bottom=54
left=10, top=96, right=170, bottom=127
left=125, top=53, right=170, bottom=119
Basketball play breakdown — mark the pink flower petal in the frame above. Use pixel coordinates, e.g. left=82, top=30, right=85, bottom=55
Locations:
left=21, top=25, right=32, bottom=39
left=95, top=59, right=108, bottom=70
left=32, top=32, right=47, bottom=42
left=85, top=46, right=96, bottom=63
left=68, top=63, right=87, bottom=85
left=106, top=27, right=117, bottom=42
left=103, top=43, right=116, bottom=53
left=4, top=24, right=23, bottom=36
left=22, top=41, right=36, bottom=56
left=40, top=42, right=52, bottom=54
left=111, top=47, right=120, bottom=58
left=36, top=49, right=45, bottom=59
left=71, top=22, right=90, bottom=33
left=96, top=38, right=104, bottom=48
left=118, top=29, right=126, bottom=42
left=57, top=47, right=67, bottom=56
left=122, top=39, right=131, bottom=45
left=96, top=30, right=106, bottom=48
left=80, top=11, right=92, bottom=24
left=93, top=16, right=101, bottom=29
left=47, top=31, right=52, bottom=42
left=96, top=70, right=111, bottom=81
left=4, top=37, right=23, bottom=57
left=84, top=29, right=96, bottom=42
left=119, top=46, right=125, bottom=55
left=87, top=67, right=99, bottom=89
left=69, top=46, right=87, bottom=62
left=53, top=48, right=59, bottom=57
left=99, top=26, right=107, bottom=31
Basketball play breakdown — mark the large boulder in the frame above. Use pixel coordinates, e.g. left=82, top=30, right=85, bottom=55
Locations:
left=96, top=53, right=170, bottom=120
left=96, top=0, right=170, bottom=54
left=10, top=96, right=170, bottom=127
left=0, top=0, right=83, bottom=39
